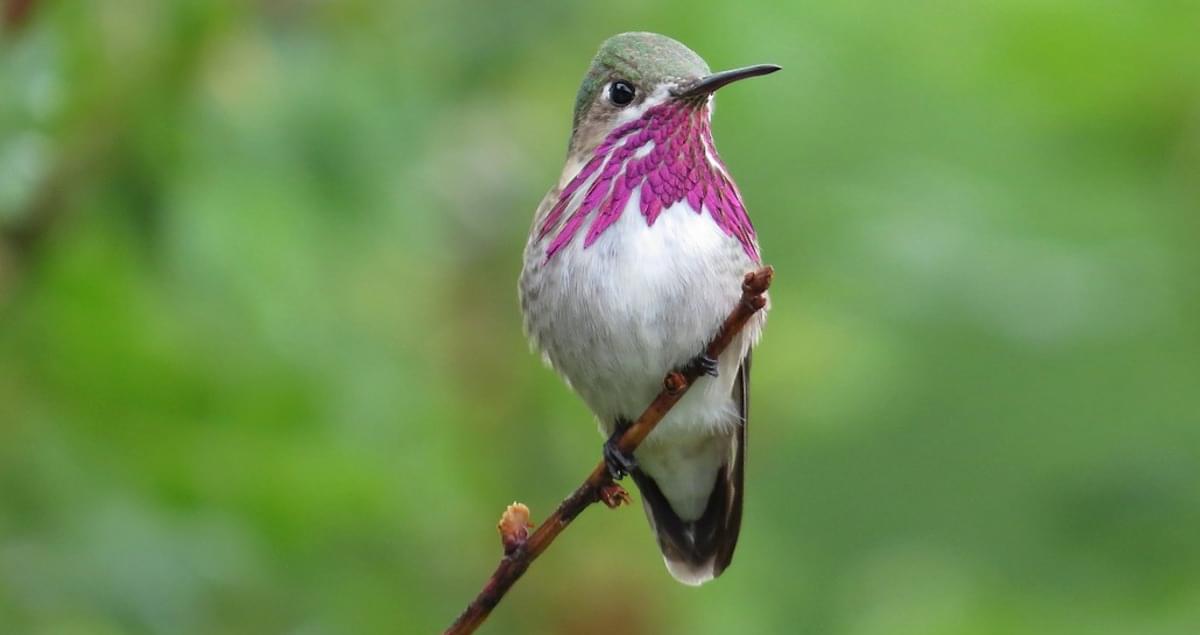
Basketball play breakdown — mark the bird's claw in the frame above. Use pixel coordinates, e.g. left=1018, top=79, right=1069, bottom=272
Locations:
left=686, top=353, right=719, bottom=378
left=603, top=437, right=637, bottom=481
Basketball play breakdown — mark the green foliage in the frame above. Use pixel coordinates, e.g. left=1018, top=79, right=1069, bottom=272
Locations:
left=2, top=2, right=1198, bottom=633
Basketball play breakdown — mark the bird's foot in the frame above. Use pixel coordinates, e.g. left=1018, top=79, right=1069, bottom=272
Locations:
left=684, top=353, right=719, bottom=378
left=603, top=422, right=637, bottom=481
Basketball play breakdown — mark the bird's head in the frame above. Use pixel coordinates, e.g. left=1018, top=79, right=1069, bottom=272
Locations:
left=567, top=32, right=780, bottom=157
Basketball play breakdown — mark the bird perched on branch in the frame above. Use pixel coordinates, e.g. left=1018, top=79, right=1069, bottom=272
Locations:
left=519, top=32, right=777, bottom=585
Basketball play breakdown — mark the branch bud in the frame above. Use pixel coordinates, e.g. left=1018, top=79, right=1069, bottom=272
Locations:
left=497, top=502, right=533, bottom=555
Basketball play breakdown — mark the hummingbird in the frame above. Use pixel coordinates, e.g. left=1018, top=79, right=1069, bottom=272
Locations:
left=519, top=32, right=777, bottom=585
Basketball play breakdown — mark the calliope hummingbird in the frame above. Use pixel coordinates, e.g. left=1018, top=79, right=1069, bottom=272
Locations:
left=519, top=32, right=778, bottom=585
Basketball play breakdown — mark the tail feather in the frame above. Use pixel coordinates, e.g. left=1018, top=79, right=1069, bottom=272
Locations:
left=631, top=452, right=740, bottom=585
left=631, top=355, right=750, bottom=585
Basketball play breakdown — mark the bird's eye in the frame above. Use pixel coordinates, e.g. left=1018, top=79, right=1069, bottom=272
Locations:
left=608, top=80, right=636, bottom=106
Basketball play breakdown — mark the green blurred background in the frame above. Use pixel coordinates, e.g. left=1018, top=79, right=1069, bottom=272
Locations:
left=2, top=1, right=1199, bottom=634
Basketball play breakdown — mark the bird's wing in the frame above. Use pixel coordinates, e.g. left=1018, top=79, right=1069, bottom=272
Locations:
left=714, top=352, right=749, bottom=573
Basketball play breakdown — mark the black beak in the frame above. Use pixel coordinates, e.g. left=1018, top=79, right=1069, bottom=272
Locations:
left=671, top=64, right=782, bottom=99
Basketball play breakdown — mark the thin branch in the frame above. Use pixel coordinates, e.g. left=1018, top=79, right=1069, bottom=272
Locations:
left=445, top=266, right=774, bottom=635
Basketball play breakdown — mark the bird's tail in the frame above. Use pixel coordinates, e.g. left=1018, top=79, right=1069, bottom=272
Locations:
left=630, top=433, right=744, bottom=586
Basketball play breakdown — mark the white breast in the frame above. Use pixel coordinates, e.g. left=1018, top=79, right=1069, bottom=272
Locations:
left=520, top=189, right=762, bottom=446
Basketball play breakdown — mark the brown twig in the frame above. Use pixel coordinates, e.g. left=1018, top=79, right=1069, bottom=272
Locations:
left=445, top=266, right=773, bottom=635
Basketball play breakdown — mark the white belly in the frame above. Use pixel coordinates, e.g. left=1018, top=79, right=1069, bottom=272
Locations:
left=520, top=195, right=763, bottom=448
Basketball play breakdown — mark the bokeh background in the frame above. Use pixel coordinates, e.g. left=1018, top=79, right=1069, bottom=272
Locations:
left=2, top=1, right=1199, bottom=634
